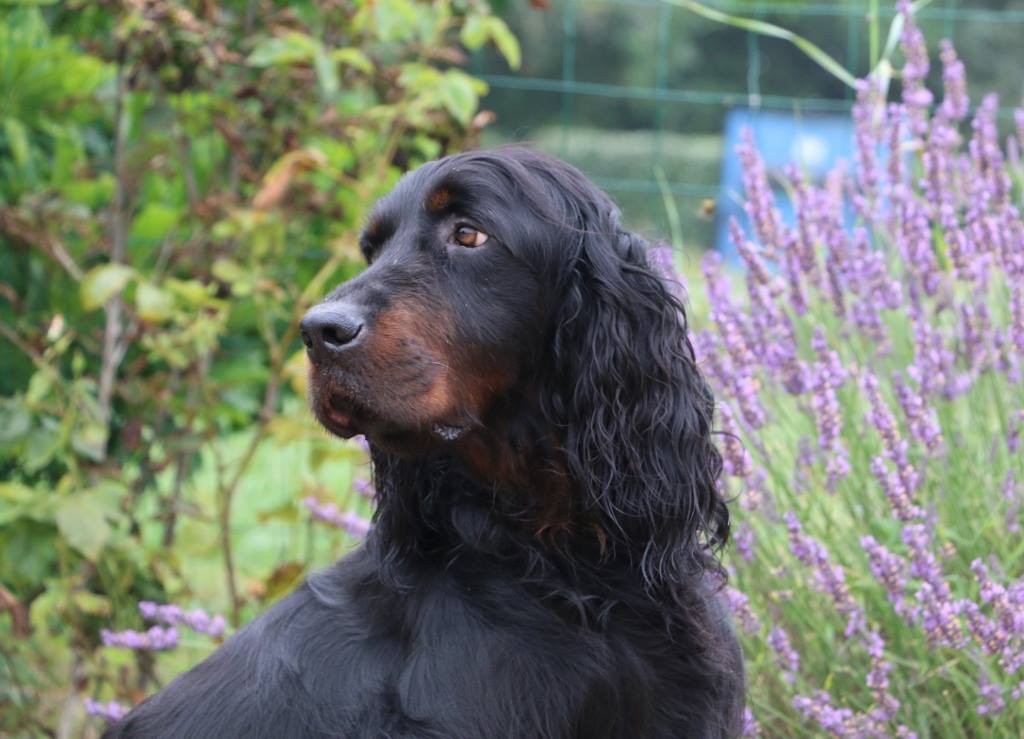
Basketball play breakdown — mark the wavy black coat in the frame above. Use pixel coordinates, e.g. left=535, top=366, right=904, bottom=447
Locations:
left=105, top=147, right=744, bottom=739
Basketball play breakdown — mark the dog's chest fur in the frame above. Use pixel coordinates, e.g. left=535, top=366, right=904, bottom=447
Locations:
left=106, top=545, right=742, bottom=739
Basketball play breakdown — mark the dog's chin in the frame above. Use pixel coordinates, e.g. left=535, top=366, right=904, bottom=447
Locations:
left=311, top=390, right=469, bottom=453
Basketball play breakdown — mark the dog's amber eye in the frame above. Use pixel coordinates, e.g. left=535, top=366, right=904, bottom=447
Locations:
left=453, top=225, right=488, bottom=248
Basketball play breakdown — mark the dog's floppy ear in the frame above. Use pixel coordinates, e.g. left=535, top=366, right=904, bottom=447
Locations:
left=538, top=205, right=728, bottom=596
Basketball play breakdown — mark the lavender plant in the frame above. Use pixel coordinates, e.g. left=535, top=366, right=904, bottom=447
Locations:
left=86, top=602, right=227, bottom=724
left=701, top=2, right=1024, bottom=735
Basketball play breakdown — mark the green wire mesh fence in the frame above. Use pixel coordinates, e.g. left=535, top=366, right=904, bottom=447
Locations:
left=472, top=0, right=1024, bottom=246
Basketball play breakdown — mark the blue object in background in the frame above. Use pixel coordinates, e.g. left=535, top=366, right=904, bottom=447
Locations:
left=716, top=108, right=855, bottom=262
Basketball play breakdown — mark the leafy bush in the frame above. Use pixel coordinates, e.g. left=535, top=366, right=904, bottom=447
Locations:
left=700, top=3, right=1024, bottom=736
left=0, top=0, right=517, bottom=733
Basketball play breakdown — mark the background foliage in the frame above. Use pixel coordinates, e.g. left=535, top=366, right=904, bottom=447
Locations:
left=477, top=0, right=1024, bottom=240
left=0, top=0, right=517, bottom=734
left=3, top=1, right=1024, bottom=737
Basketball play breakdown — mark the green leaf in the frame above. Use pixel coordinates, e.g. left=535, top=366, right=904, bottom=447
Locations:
left=0, top=519, right=58, bottom=593
left=211, top=258, right=248, bottom=284
left=373, top=0, right=420, bottom=43
left=0, top=482, right=52, bottom=527
left=70, top=419, right=108, bottom=462
left=460, top=15, right=488, bottom=50
left=135, top=281, right=175, bottom=322
left=0, top=399, right=32, bottom=444
left=55, top=491, right=115, bottom=562
left=165, top=278, right=216, bottom=306
left=130, top=203, right=178, bottom=243
left=438, top=70, right=483, bottom=126
left=313, top=48, right=339, bottom=101
left=3, top=117, right=32, bottom=168
left=59, top=173, right=115, bottom=209
left=398, top=63, right=442, bottom=94
left=0, top=482, right=35, bottom=505
left=25, top=370, right=52, bottom=405
left=70, top=590, right=111, bottom=617
left=330, top=47, right=373, bottom=75
left=80, top=263, right=134, bottom=310
left=23, top=426, right=60, bottom=473
left=247, top=32, right=320, bottom=67
left=485, top=18, right=521, bottom=71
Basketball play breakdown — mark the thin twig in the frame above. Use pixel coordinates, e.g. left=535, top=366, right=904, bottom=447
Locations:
left=0, top=208, right=84, bottom=282
left=97, top=55, right=132, bottom=433
left=0, top=585, right=30, bottom=637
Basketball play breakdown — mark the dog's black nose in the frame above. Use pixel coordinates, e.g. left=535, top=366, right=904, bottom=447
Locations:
left=300, top=303, right=365, bottom=361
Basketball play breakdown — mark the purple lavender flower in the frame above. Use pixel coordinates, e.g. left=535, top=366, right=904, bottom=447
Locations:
left=702, top=253, right=767, bottom=428
left=736, top=130, right=784, bottom=256
left=938, top=39, right=969, bottom=121
left=852, top=77, right=885, bottom=216
left=303, top=497, right=372, bottom=538
left=809, top=331, right=850, bottom=489
left=792, top=691, right=855, bottom=736
left=861, top=536, right=910, bottom=616
left=734, top=522, right=755, bottom=562
left=892, top=368, right=944, bottom=455
left=353, top=477, right=375, bottom=499
left=723, top=586, right=761, bottom=635
left=901, top=524, right=964, bottom=648
left=139, top=601, right=226, bottom=638
left=785, top=512, right=865, bottom=637
left=648, top=244, right=687, bottom=298
left=898, top=0, right=933, bottom=137
left=1004, top=472, right=1021, bottom=535
left=968, top=93, right=1011, bottom=207
left=785, top=168, right=822, bottom=287
left=742, top=706, right=760, bottom=737
left=870, top=455, right=921, bottom=522
left=101, top=626, right=179, bottom=651
left=85, top=698, right=130, bottom=723
left=977, top=674, right=1006, bottom=716
left=971, top=559, right=1024, bottom=639
left=1011, top=278, right=1024, bottom=359
left=682, top=4, right=1024, bottom=730
left=717, top=403, right=752, bottom=479
left=963, top=600, right=1010, bottom=659
left=767, top=626, right=800, bottom=684
left=864, top=630, right=901, bottom=726
left=740, top=468, right=770, bottom=513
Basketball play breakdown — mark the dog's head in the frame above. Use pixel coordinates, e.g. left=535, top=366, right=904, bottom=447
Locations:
left=302, top=146, right=727, bottom=585
left=301, top=147, right=606, bottom=454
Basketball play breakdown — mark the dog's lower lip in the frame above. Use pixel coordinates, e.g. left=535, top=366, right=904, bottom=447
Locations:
left=325, top=407, right=357, bottom=438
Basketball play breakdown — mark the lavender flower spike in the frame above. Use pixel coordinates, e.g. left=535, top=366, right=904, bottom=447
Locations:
left=767, top=626, right=800, bottom=684
left=303, top=496, right=372, bottom=538
left=139, top=601, right=227, bottom=638
left=100, top=625, right=179, bottom=651
left=85, top=698, right=130, bottom=723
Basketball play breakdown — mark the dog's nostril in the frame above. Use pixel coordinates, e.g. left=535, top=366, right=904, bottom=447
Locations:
left=322, top=322, right=361, bottom=348
left=300, top=303, right=366, bottom=358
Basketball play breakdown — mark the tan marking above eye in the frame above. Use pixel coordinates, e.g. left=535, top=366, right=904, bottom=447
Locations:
left=454, top=225, right=488, bottom=248
left=427, top=188, right=451, bottom=213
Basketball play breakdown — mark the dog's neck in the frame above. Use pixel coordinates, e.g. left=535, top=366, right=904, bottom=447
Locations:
left=368, top=406, right=608, bottom=569
left=445, top=387, right=593, bottom=543
left=451, top=429, right=575, bottom=536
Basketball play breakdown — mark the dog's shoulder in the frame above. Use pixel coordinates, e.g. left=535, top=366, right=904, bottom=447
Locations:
left=103, top=550, right=405, bottom=737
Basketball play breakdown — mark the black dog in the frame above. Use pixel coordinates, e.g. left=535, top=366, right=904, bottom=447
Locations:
left=106, top=147, right=744, bottom=738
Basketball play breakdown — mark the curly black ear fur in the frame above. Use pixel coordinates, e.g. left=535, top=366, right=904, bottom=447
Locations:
left=533, top=174, right=728, bottom=598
